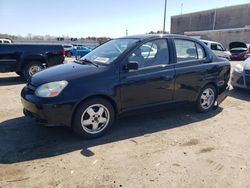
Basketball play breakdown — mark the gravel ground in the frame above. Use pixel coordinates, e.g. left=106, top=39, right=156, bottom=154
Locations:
left=0, top=61, right=250, bottom=188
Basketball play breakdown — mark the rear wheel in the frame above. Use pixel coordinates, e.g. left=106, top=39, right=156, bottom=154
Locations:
left=66, top=51, right=72, bottom=57
left=196, top=85, right=217, bottom=113
left=73, top=98, right=115, bottom=138
left=23, top=61, right=43, bottom=80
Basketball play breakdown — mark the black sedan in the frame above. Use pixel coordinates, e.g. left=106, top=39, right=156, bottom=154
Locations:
left=21, top=34, right=230, bottom=138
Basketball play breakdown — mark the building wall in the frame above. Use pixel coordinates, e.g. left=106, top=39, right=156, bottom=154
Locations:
left=171, top=3, right=250, bottom=34
left=185, top=28, right=250, bottom=49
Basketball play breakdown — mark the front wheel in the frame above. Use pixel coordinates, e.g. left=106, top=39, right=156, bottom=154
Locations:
left=73, top=98, right=115, bottom=138
left=196, top=85, right=217, bottom=113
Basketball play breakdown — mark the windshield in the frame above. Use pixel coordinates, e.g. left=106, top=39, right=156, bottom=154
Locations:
left=80, top=38, right=138, bottom=64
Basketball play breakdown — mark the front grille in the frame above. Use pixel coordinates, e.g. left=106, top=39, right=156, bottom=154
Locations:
left=245, top=76, right=250, bottom=87
left=245, top=70, right=250, bottom=74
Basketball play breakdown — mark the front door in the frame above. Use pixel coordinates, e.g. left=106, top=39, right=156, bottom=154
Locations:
left=120, top=39, right=175, bottom=110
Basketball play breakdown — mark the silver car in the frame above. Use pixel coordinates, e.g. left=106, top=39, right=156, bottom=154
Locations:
left=231, top=58, right=250, bottom=89
left=201, top=40, right=231, bottom=60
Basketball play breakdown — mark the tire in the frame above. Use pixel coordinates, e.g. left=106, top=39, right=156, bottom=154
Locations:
left=72, top=98, right=115, bottom=138
left=196, top=85, right=217, bottom=113
left=23, top=61, right=43, bottom=80
left=16, top=71, right=24, bottom=77
left=66, top=51, right=72, bottom=57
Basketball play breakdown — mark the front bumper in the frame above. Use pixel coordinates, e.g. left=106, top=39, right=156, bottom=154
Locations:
left=231, top=70, right=250, bottom=89
left=21, top=87, right=75, bottom=127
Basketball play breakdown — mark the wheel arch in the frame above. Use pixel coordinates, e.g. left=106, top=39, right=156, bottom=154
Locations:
left=19, top=55, right=47, bottom=70
left=70, top=94, right=119, bottom=127
left=197, top=82, right=219, bottom=101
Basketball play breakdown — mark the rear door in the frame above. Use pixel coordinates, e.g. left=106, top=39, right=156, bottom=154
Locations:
left=173, top=38, right=218, bottom=102
left=120, top=38, right=175, bottom=110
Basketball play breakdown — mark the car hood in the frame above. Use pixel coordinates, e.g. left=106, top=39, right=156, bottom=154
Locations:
left=243, top=58, right=250, bottom=70
left=229, top=42, right=247, bottom=50
left=30, top=62, right=103, bottom=86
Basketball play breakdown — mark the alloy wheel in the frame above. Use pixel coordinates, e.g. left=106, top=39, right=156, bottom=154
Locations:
left=81, top=104, right=110, bottom=134
left=200, top=88, right=215, bottom=110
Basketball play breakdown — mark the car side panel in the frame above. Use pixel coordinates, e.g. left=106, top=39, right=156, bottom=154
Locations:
left=0, top=45, right=20, bottom=72
left=174, top=60, right=230, bottom=102
left=0, top=44, right=64, bottom=73
left=120, top=65, right=175, bottom=110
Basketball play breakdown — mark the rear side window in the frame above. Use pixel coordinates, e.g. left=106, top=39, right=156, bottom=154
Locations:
left=174, top=39, right=206, bottom=63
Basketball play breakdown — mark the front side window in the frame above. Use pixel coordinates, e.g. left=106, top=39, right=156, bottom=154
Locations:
left=128, top=39, right=169, bottom=69
left=81, top=39, right=138, bottom=64
left=174, top=39, right=206, bottom=62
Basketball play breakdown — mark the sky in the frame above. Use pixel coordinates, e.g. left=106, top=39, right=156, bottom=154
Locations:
left=0, top=0, right=249, bottom=38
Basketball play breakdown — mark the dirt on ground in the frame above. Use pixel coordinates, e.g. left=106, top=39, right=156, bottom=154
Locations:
left=0, top=61, right=250, bottom=188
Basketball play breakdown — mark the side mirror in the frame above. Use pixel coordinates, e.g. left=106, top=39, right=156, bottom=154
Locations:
left=124, top=61, right=139, bottom=70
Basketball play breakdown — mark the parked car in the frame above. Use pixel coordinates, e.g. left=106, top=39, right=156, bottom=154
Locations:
left=62, top=44, right=73, bottom=57
left=0, top=44, right=65, bottom=80
left=201, top=40, right=231, bottom=60
left=21, top=34, right=230, bottom=138
left=72, top=46, right=92, bottom=59
left=231, top=57, right=250, bottom=89
left=229, top=42, right=250, bottom=61
left=0, top=38, right=12, bottom=44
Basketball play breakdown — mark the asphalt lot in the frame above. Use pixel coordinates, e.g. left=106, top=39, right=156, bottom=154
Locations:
left=0, top=60, right=250, bottom=188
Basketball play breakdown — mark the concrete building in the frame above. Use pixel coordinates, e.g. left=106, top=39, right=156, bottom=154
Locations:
left=171, top=3, right=250, bottom=48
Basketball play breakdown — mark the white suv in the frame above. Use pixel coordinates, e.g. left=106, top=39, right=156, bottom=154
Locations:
left=201, top=40, right=231, bottom=60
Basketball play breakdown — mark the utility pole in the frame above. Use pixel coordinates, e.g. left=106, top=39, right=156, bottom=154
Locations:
left=181, top=3, right=183, bottom=15
left=212, top=8, right=217, bottom=30
left=163, top=0, right=168, bottom=33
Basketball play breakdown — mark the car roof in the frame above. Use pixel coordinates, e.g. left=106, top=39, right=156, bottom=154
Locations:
left=201, top=39, right=221, bottom=45
left=118, top=34, right=194, bottom=40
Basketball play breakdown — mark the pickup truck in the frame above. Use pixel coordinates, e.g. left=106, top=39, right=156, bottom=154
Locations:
left=0, top=44, right=65, bottom=80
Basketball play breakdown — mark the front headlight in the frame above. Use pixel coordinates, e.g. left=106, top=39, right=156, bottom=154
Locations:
left=35, top=80, right=68, bottom=98
left=234, top=64, right=244, bottom=73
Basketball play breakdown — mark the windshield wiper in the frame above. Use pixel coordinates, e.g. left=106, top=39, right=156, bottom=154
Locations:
left=74, top=59, right=99, bottom=67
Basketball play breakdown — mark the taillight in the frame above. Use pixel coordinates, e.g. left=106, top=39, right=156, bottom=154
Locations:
left=61, top=48, right=65, bottom=57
